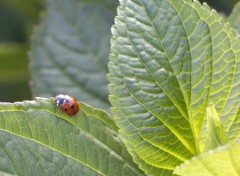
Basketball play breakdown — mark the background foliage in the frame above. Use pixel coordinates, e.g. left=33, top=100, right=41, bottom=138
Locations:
left=0, top=0, right=41, bottom=102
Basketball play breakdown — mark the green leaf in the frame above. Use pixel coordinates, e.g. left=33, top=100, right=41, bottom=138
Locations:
left=30, top=0, right=118, bottom=111
left=0, top=98, right=144, bottom=175
left=174, top=140, right=240, bottom=176
left=108, top=0, right=240, bottom=175
left=228, top=2, right=240, bottom=34
left=199, top=103, right=228, bottom=152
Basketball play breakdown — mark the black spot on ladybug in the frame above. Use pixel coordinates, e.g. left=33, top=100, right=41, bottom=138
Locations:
left=64, top=108, right=68, bottom=112
left=71, top=105, right=75, bottom=109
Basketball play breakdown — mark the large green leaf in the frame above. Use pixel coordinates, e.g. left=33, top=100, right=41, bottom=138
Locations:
left=174, top=140, right=240, bottom=176
left=108, top=0, right=240, bottom=175
left=30, top=0, right=118, bottom=111
left=0, top=98, right=144, bottom=175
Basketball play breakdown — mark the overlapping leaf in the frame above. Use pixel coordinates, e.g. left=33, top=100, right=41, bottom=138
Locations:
left=174, top=140, right=240, bottom=176
left=108, top=0, right=240, bottom=175
left=200, top=103, right=228, bottom=152
left=0, top=98, right=144, bottom=175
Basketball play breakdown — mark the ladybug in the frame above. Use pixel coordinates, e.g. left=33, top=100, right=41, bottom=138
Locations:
left=55, top=94, right=80, bottom=115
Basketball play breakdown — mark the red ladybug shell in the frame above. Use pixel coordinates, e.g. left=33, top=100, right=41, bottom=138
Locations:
left=55, top=94, right=80, bottom=115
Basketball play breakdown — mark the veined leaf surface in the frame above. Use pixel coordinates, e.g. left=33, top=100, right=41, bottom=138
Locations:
left=0, top=98, right=144, bottom=175
left=108, top=0, right=240, bottom=175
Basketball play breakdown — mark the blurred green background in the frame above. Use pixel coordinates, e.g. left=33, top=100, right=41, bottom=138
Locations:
left=0, top=0, right=238, bottom=102
left=0, top=0, right=42, bottom=102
